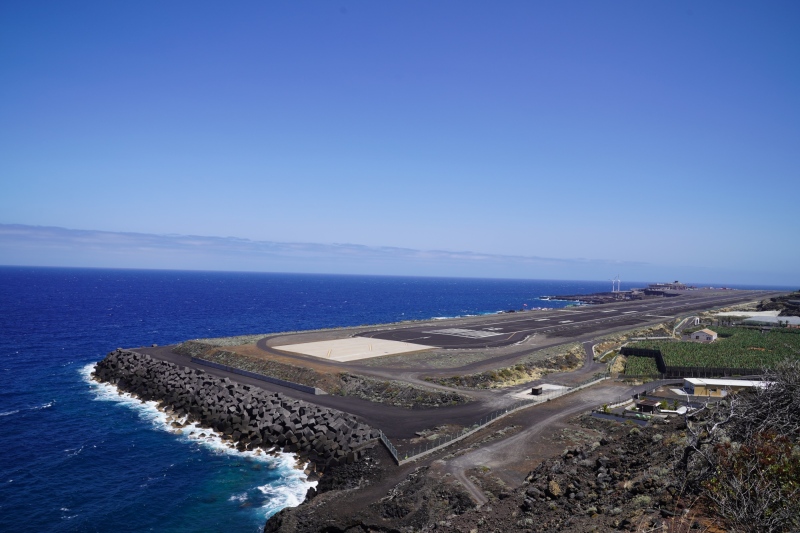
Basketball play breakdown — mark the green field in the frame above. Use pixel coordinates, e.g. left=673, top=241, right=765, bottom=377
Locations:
left=627, top=327, right=800, bottom=370
left=624, top=356, right=660, bottom=375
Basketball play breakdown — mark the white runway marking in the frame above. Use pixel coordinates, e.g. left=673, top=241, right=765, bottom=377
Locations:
left=622, top=311, right=637, bottom=314
left=424, top=328, right=503, bottom=339
left=558, top=320, right=573, bottom=324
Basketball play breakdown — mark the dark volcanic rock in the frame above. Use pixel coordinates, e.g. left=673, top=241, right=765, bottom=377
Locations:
left=92, top=349, right=378, bottom=473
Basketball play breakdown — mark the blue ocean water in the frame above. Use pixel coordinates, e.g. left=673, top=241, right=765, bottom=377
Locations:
left=0, top=267, right=790, bottom=532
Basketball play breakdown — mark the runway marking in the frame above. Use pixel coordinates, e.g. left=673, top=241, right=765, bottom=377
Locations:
left=600, top=310, right=617, bottom=313
left=424, top=328, right=503, bottom=339
left=414, top=294, right=767, bottom=334
left=559, top=320, right=573, bottom=324
left=622, top=311, right=637, bottom=314
left=535, top=318, right=550, bottom=321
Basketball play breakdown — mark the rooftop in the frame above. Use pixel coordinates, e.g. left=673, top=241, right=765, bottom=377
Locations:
left=684, top=378, right=767, bottom=388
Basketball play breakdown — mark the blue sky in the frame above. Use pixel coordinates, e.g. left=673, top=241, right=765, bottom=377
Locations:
left=1, top=1, right=798, bottom=285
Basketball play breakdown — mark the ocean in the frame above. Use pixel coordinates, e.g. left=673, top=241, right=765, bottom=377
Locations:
left=0, top=267, right=789, bottom=532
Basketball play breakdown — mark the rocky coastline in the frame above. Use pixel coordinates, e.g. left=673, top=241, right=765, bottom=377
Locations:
left=91, top=349, right=380, bottom=476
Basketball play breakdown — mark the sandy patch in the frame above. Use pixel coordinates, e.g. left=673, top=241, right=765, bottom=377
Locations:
left=273, top=337, right=434, bottom=362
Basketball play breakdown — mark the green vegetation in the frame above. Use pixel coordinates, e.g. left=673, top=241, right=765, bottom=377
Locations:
left=628, top=327, right=800, bottom=370
left=598, top=349, right=618, bottom=363
left=624, top=356, right=660, bottom=375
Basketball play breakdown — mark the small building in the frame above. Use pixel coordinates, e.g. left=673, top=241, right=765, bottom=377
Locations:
left=683, top=378, right=767, bottom=397
left=530, top=386, right=543, bottom=396
left=688, top=328, right=717, bottom=343
left=648, top=281, right=688, bottom=291
left=635, top=399, right=661, bottom=413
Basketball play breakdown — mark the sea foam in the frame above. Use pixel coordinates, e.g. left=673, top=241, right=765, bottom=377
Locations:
left=0, top=401, right=54, bottom=418
left=80, top=363, right=315, bottom=518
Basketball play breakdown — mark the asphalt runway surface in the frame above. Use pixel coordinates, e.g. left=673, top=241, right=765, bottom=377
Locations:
left=357, top=290, right=781, bottom=349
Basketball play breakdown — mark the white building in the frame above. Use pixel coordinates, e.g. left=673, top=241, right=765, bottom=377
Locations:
left=687, top=328, right=717, bottom=343
left=683, top=378, right=767, bottom=397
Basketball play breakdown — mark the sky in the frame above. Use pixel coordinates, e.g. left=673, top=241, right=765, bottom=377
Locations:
left=1, top=1, right=798, bottom=285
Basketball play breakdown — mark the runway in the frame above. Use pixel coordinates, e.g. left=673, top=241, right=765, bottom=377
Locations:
left=358, top=289, right=779, bottom=349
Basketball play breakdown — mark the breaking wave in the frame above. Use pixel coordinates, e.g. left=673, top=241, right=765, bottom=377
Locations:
left=80, top=363, right=315, bottom=518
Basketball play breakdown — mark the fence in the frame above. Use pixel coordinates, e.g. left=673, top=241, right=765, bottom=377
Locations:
left=620, top=373, right=666, bottom=381
left=378, top=373, right=609, bottom=465
left=620, top=347, right=662, bottom=358
left=620, top=342, right=766, bottom=379
left=661, top=365, right=762, bottom=378
left=378, top=430, right=399, bottom=461
left=605, top=397, right=634, bottom=409
left=622, top=366, right=763, bottom=379
left=190, top=357, right=327, bottom=395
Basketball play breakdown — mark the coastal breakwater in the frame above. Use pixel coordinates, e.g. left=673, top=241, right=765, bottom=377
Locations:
left=92, top=349, right=380, bottom=473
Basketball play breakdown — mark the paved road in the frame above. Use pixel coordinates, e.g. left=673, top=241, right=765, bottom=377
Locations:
left=138, top=345, right=512, bottom=438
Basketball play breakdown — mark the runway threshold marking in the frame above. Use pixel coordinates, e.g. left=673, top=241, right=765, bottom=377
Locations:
left=423, top=328, right=503, bottom=339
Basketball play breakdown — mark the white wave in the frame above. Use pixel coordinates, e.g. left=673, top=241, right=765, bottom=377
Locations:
left=433, top=310, right=503, bottom=321
left=0, top=400, right=55, bottom=418
left=64, top=446, right=84, bottom=457
left=80, top=362, right=316, bottom=516
left=257, top=473, right=312, bottom=518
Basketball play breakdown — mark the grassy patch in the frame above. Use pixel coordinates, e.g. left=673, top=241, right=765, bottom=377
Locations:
left=624, top=356, right=660, bottom=375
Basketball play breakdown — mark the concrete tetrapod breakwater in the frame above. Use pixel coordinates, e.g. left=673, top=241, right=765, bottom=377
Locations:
left=92, top=349, right=380, bottom=473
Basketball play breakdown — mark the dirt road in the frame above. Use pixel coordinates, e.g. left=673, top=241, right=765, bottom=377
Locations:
left=444, top=382, right=642, bottom=505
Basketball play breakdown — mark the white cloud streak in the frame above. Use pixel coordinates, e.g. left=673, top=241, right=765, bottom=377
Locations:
left=0, top=224, right=646, bottom=279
